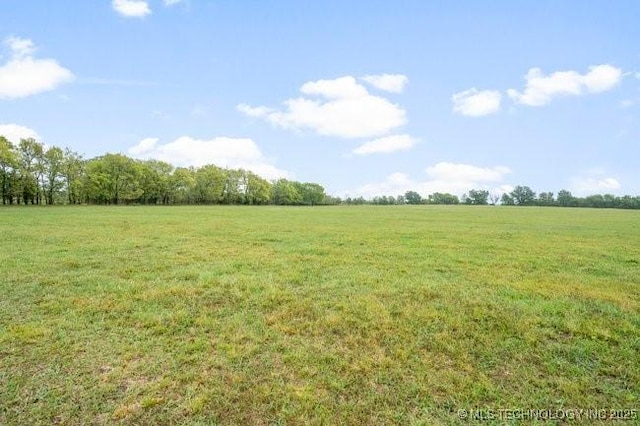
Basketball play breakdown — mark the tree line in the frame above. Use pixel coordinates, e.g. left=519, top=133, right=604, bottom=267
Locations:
left=2, top=136, right=638, bottom=209
left=0, top=137, right=329, bottom=206
left=343, top=186, right=640, bottom=209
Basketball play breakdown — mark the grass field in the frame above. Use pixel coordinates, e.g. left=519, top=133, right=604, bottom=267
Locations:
left=1, top=205, right=638, bottom=425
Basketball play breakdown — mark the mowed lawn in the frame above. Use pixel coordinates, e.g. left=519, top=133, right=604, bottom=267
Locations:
left=1, top=206, right=638, bottom=425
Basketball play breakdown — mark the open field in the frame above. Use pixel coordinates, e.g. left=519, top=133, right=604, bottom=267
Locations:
left=1, top=206, right=638, bottom=425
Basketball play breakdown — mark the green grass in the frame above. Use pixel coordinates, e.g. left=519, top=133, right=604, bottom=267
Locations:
left=1, top=205, right=638, bottom=425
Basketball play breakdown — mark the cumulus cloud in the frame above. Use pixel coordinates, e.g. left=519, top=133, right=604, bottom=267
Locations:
left=353, top=172, right=416, bottom=198
left=352, top=134, right=417, bottom=155
left=571, top=170, right=621, bottom=195
left=237, top=105, right=274, bottom=117
left=112, top=0, right=151, bottom=17
left=0, top=37, right=74, bottom=99
left=508, top=64, right=622, bottom=106
left=238, top=75, right=407, bottom=139
left=127, top=136, right=288, bottom=180
left=0, top=124, right=40, bottom=143
left=452, top=88, right=502, bottom=116
left=361, top=74, right=409, bottom=93
left=5, top=37, right=35, bottom=58
left=348, top=162, right=511, bottom=198
left=301, top=76, right=368, bottom=99
left=426, top=162, right=511, bottom=183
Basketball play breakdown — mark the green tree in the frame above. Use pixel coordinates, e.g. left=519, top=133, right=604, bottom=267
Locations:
left=137, top=160, right=173, bottom=204
left=618, top=195, right=640, bottom=209
left=17, top=138, right=44, bottom=204
left=428, top=192, right=459, bottom=205
left=194, top=165, right=225, bottom=204
left=488, top=193, right=501, bottom=205
left=556, top=190, right=576, bottom=207
left=537, top=192, right=555, bottom=206
left=244, top=171, right=271, bottom=205
left=0, top=137, right=19, bottom=204
left=602, top=194, right=617, bottom=208
left=300, top=182, right=326, bottom=206
left=62, top=149, right=85, bottom=204
left=404, top=190, right=422, bottom=205
left=465, top=189, right=489, bottom=205
left=43, top=146, right=65, bottom=205
left=584, top=194, right=606, bottom=208
left=272, top=179, right=302, bottom=205
left=501, top=193, right=515, bottom=205
left=170, top=167, right=196, bottom=204
left=222, top=169, right=244, bottom=204
left=510, top=185, right=536, bottom=206
left=84, top=154, right=142, bottom=204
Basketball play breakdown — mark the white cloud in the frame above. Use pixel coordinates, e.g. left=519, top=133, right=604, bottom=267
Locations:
left=571, top=169, right=621, bottom=195
left=0, top=37, right=74, bottom=99
left=128, top=137, right=158, bottom=155
left=581, top=65, right=623, bottom=93
left=301, top=76, right=368, bottom=99
left=452, top=88, right=501, bottom=116
left=237, top=104, right=274, bottom=117
left=496, top=184, right=514, bottom=195
left=0, top=124, right=40, bottom=143
left=352, top=134, right=417, bottom=155
left=238, top=75, right=407, bottom=139
left=347, top=162, right=511, bottom=198
left=5, top=37, right=35, bottom=58
left=164, top=0, right=183, bottom=5
left=426, top=162, right=511, bottom=183
left=112, top=0, right=151, bottom=17
left=508, top=64, right=622, bottom=106
left=361, top=74, right=409, bottom=93
left=353, top=172, right=416, bottom=198
left=572, top=177, right=621, bottom=194
left=127, top=136, right=288, bottom=180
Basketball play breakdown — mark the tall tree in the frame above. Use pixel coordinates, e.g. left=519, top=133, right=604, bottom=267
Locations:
left=84, top=154, right=142, bottom=204
left=300, top=182, right=326, bottom=206
left=193, top=165, right=226, bottom=204
left=556, top=190, right=576, bottom=207
left=428, top=192, right=459, bottom=205
left=500, top=193, right=515, bottom=205
left=62, top=149, right=85, bottom=204
left=537, top=192, right=555, bottom=206
left=272, top=179, right=302, bottom=205
left=17, top=138, right=44, bottom=204
left=0, top=137, right=18, bottom=204
left=222, top=169, right=244, bottom=204
left=43, top=146, right=65, bottom=205
left=244, top=171, right=271, bottom=205
left=137, top=160, right=173, bottom=204
left=489, top=192, right=501, bottom=206
left=465, top=189, right=489, bottom=205
left=170, top=167, right=196, bottom=204
left=510, top=185, right=536, bottom=206
left=404, top=190, right=422, bottom=205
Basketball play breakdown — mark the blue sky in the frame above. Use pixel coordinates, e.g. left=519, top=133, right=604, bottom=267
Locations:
left=1, top=0, right=639, bottom=198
